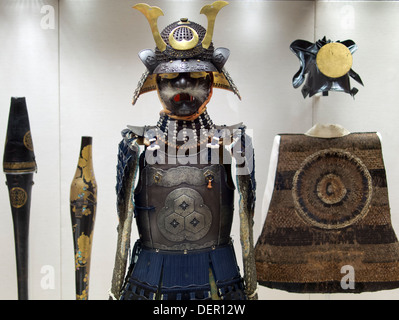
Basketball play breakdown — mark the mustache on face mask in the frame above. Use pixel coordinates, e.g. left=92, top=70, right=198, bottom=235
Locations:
left=158, top=82, right=210, bottom=103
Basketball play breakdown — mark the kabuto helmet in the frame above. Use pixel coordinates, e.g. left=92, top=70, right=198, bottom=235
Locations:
left=132, top=1, right=240, bottom=105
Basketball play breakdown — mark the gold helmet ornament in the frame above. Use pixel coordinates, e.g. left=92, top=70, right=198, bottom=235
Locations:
left=132, top=1, right=240, bottom=107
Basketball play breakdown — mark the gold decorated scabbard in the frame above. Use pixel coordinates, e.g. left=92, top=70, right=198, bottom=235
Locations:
left=3, top=97, right=37, bottom=300
left=70, top=136, right=97, bottom=300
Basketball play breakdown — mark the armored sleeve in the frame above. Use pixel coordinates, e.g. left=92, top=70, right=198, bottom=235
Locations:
left=109, top=129, right=140, bottom=300
left=232, top=126, right=258, bottom=300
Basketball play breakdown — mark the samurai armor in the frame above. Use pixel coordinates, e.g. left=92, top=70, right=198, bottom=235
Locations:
left=120, top=147, right=246, bottom=300
left=110, top=2, right=257, bottom=300
left=255, top=132, right=399, bottom=293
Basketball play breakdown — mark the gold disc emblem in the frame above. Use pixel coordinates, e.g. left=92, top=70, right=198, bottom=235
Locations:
left=316, top=42, right=353, bottom=78
left=23, top=131, right=34, bottom=151
left=10, top=187, right=28, bottom=208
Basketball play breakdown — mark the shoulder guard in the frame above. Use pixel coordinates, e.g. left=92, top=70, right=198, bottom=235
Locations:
left=126, top=125, right=158, bottom=147
left=206, top=122, right=244, bottom=149
left=209, top=123, right=256, bottom=205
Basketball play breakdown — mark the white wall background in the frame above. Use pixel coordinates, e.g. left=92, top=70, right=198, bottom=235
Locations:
left=0, top=0, right=399, bottom=300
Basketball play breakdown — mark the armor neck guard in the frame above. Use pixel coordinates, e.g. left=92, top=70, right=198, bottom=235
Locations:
left=157, top=110, right=215, bottom=134
left=152, top=111, right=216, bottom=150
left=125, top=111, right=244, bottom=155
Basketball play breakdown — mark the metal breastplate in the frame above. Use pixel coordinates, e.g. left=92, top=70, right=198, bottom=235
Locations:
left=134, top=156, right=235, bottom=251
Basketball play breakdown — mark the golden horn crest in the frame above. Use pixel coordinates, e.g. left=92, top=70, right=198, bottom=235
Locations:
left=134, top=1, right=228, bottom=52
left=133, top=3, right=167, bottom=52
left=200, top=1, right=229, bottom=49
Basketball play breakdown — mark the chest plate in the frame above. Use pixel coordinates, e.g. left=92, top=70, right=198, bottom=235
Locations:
left=134, top=158, right=235, bottom=251
left=158, top=187, right=213, bottom=243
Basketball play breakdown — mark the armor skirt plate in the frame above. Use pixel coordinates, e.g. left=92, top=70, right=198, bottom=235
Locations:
left=120, top=242, right=246, bottom=300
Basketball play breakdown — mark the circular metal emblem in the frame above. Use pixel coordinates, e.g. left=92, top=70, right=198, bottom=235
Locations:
left=158, top=188, right=212, bottom=242
left=23, top=131, right=34, bottom=151
left=10, top=187, right=28, bottom=208
left=292, top=149, right=372, bottom=229
left=316, top=42, right=353, bottom=78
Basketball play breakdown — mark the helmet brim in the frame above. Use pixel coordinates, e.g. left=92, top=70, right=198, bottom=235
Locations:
left=153, top=59, right=217, bottom=74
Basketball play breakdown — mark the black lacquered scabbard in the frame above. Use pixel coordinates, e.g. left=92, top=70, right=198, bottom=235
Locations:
left=3, top=97, right=37, bottom=300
